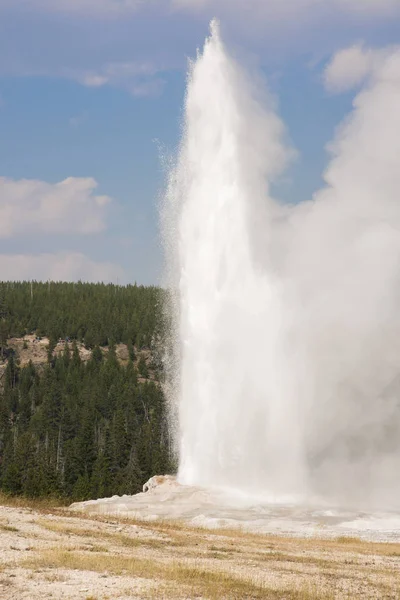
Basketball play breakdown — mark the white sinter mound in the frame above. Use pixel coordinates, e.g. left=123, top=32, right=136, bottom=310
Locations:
left=71, top=476, right=400, bottom=542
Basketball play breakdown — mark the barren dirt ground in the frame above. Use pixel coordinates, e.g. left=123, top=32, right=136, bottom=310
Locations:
left=1, top=497, right=400, bottom=600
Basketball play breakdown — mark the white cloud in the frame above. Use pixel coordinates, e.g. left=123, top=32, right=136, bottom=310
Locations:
left=0, top=175, right=127, bottom=283
left=66, top=61, right=165, bottom=96
left=0, top=252, right=125, bottom=283
left=323, top=44, right=391, bottom=93
left=0, top=176, right=111, bottom=239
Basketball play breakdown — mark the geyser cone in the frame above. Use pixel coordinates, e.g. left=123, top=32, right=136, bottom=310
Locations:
left=163, top=21, right=305, bottom=496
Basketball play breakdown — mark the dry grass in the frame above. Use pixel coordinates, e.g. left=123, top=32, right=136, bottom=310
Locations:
left=75, top=512, right=400, bottom=563
left=0, top=492, right=67, bottom=510
left=68, top=513, right=397, bottom=555
left=1, top=501, right=400, bottom=599
left=336, top=536, right=362, bottom=544
left=37, top=519, right=173, bottom=550
left=22, top=548, right=335, bottom=599
left=0, top=524, right=19, bottom=533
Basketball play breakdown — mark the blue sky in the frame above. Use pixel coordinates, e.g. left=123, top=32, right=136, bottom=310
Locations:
left=0, top=0, right=399, bottom=285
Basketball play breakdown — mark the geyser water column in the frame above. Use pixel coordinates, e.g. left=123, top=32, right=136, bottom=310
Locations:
left=163, top=22, right=400, bottom=508
left=163, top=21, right=305, bottom=495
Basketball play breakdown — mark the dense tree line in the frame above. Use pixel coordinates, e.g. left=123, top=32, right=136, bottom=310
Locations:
left=0, top=281, right=162, bottom=349
left=0, top=345, right=174, bottom=500
left=0, top=280, right=174, bottom=501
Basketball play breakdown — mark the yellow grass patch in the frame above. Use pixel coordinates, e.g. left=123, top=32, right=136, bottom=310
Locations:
left=22, top=548, right=339, bottom=599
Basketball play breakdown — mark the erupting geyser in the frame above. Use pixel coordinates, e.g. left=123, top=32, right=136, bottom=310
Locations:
left=162, top=21, right=400, bottom=510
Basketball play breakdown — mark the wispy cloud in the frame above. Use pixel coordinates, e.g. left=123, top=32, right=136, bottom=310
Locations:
left=172, top=0, right=400, bottom=19
left=0, top=61, right=165, bottom=97
left=70, top=61, right=165, bottom=96
left=0, top=0, right=145, bottom=18
left=335, top=0, right=400, bottom=16
left=4, top=0, right=395, bottom=24
left=0, top=0, right=398, bottom=91
left=69, top=111, right=88, bottom=128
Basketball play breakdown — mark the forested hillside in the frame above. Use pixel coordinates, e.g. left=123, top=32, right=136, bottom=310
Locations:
left=0, top=281, right=174, bottom=501
left=0, top=281, right=162, bottom=349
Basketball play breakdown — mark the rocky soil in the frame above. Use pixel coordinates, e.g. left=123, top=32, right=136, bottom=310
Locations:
left=0, top=335, right=156, bottom=389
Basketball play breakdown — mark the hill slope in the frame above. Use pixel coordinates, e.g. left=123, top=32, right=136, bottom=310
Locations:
left=0, top=281, right=173, bottom=501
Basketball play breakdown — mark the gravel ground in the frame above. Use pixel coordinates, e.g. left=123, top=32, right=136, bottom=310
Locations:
left=1, top=496, right=400, bottom=599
